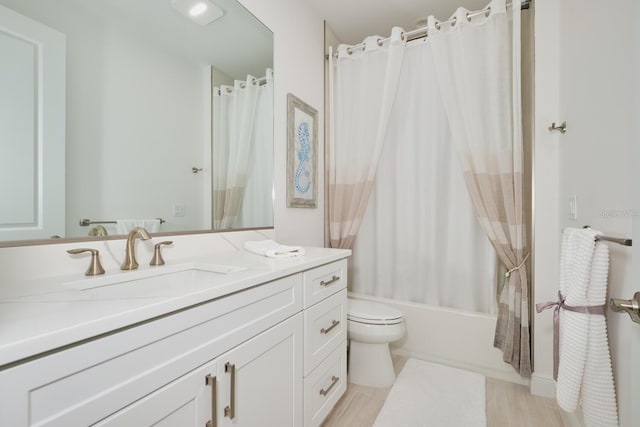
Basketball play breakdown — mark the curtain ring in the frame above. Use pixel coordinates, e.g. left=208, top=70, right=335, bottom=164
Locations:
left=466, top=12, right=471, bottom=22
left=377, top=38, right=384, bottom=47
left=451, top=17, right=457, bottom=27
left=435, top=21, right=441, bottom=30
left=346, top=47, right=353, bottom=55
left=484, top=6, right=491, bottom=17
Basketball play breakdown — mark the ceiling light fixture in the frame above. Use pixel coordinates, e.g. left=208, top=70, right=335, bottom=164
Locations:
left=171, top=0, right=224, bottom=26
left=189, top=3, right=208, bottom=17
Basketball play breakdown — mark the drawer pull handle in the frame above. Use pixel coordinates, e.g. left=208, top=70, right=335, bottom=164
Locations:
left=224, top=363, right=236, bottom=419
left=320, top=275, right=340, bottom=287
left=321, top=319, right=340, bottom=334
left=205, top=375, right=217, bottom=427
left=320, top=376, right=340, bottom=396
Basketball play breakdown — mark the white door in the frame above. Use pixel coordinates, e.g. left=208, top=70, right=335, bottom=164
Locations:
left=0, top=5, right=65, bottom=240
left=217, top=313, right=303, bottom=427
left=555, top=0, right=639, bottom=424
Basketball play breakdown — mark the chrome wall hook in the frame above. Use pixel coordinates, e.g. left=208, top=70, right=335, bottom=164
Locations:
left=548, top=121, right=567, bottom=133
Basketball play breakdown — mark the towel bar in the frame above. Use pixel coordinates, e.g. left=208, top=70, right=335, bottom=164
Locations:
left=595, top=234, right=632, bottom=247
left=582, top=226, right=632, bottom=246
left=79, top=218, right=166, bottom=226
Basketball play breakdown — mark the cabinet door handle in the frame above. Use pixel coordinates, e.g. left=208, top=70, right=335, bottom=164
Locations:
left=320, top=275, right=340, bottom=287
left=205, top=375, right=217, bottom=427
left=319, top=376, right=339, bottom=396
left=320, top=319, right=340, bottom=334
left=224, top=363, right=236, bottom=419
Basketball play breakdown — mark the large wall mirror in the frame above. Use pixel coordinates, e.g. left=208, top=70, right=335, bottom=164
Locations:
left=0, top=0, right=273, bottom=245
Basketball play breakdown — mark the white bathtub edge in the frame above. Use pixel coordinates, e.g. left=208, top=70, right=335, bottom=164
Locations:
left=349, top=292, right=528, bottom=385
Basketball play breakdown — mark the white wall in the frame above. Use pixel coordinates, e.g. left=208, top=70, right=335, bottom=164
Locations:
left=239, top=0, right=326, bottom=247
left=557, top=1, right=633, bottom=424
left=534, top=2, right=635, bottom=425
left=531, top=0, right=561, bottom=397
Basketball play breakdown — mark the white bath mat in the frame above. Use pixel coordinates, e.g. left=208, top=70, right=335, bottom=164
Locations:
left=373, top=358, right=486, bottom=427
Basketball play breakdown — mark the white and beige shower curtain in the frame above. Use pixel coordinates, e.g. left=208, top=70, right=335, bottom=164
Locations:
left=212, top=69, right=273, bottom=229
left=327, top=28, right=405, bottom=249
left=351, top=37, right=498, bottom=313
left=328, top=0, right=530, bottom=376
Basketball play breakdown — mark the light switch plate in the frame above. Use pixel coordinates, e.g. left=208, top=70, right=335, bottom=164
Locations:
left=568, top=195, right=577, bottom=220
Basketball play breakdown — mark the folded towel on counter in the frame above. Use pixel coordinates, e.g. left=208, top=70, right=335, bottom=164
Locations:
left=244, top=240, right=305, bottom=258
left=556, top=227, right=618, bottom=426
left=116, top=219, right=161, bottom=234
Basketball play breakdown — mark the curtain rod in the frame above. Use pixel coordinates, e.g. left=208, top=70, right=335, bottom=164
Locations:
left=327, top=0, right=531, bottom=59
left=215, top=74, right=270, bottom=95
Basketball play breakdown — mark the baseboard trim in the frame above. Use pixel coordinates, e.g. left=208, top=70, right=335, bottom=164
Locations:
left=560, top=409, right=584, bottom=427
left=530, top=373, right=556, bottom=398
left=391, top=348, right=530, bottom=386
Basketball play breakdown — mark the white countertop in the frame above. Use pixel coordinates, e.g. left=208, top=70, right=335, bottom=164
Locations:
left=0, top=247, right=350, bottom=368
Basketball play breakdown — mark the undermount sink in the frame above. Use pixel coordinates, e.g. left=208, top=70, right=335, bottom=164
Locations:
left=64, top=263, right=247, bottom=291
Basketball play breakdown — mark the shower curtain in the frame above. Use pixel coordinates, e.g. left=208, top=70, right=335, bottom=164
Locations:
left=327, top=28, right=405, bottom=249
left=351, top=38, right=498, bottom=313
left=328, top=0, right=530, bottom=376
left=212, top=69, right=273, bottom=229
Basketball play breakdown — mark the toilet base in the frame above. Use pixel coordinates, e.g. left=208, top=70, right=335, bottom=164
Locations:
left=348, top=340, right=396, bottom=387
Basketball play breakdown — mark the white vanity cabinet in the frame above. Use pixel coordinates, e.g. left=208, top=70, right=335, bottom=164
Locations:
left=0, top=255, right=349, bottom=427
left=96, top=314, right=303, bottom=427
left=302, top=260, right=348, bottom=427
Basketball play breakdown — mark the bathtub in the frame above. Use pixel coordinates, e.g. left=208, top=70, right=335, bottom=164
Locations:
left=348, top=292, right=528, bottom=385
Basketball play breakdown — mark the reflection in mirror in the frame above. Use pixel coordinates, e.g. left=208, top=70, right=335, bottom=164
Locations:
left=0, top=0, right=273, bottom=245
left=212, top=68, right=273, bottom=230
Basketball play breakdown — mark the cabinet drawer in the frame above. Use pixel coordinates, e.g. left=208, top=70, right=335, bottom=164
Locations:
left=304, top=289, right=347, bottom=375
left=303, top=259, right=347, bottom=308
left=0, top=274, right=302, bottom=427
left=303, top=340, right=347, bottom=427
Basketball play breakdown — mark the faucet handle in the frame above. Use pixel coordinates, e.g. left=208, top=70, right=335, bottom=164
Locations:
left=67, top=248, right=105, bottom=276
left=150, top=241, right=173, bottom=266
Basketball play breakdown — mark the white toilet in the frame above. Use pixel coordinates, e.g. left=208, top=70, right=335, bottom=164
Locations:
left=347, top=298, right=405, bottom=387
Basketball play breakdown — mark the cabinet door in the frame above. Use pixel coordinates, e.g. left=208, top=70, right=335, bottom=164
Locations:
left=95, top=360, right=218, bottom=427
left=217, top=313, right=303, bottom=427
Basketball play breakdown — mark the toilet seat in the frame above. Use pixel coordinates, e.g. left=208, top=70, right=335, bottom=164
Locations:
left=347, top=299, right=403, bottom=325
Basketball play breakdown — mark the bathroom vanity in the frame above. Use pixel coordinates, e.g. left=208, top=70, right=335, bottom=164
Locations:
left=0, top=248, right=349, bottom=426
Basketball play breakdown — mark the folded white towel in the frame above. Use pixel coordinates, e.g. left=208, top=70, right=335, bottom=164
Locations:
left=244, top=240, right=305, bottom=258
left=556, top=227, right=618, bottom=426
left=116, top=219, right=161, bottom=234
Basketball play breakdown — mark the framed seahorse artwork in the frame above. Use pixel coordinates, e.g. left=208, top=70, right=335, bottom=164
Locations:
left=287, top=93, right=318, bottom=208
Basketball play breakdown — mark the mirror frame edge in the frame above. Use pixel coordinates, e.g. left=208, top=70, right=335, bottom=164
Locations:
left=0, top=226, right=275, bottom=248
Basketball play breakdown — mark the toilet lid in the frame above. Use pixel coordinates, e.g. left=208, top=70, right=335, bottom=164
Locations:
left=347, top=299, right=403, bottom=324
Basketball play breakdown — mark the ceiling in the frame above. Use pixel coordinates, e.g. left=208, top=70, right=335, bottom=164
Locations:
left=300, top=0, right=493, bottom=45
left=0, top=0, right=273, bottom=79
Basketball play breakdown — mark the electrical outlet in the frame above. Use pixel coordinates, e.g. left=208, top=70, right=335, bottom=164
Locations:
left=173, top=204, right=186, bottom=217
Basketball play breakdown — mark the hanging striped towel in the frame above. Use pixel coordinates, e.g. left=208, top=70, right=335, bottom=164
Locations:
left=556, top=227, right=618, bottom=426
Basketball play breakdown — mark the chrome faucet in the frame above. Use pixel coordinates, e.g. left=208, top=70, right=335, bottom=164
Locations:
left=121, top=227, right=152, bottom=270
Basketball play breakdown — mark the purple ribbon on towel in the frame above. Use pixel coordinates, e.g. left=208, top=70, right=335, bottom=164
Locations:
left=535, top=291, right=606, bottom=381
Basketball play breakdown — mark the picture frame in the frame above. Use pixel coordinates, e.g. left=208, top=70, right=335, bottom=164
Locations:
left=287, top=93, right=318, bottom=208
